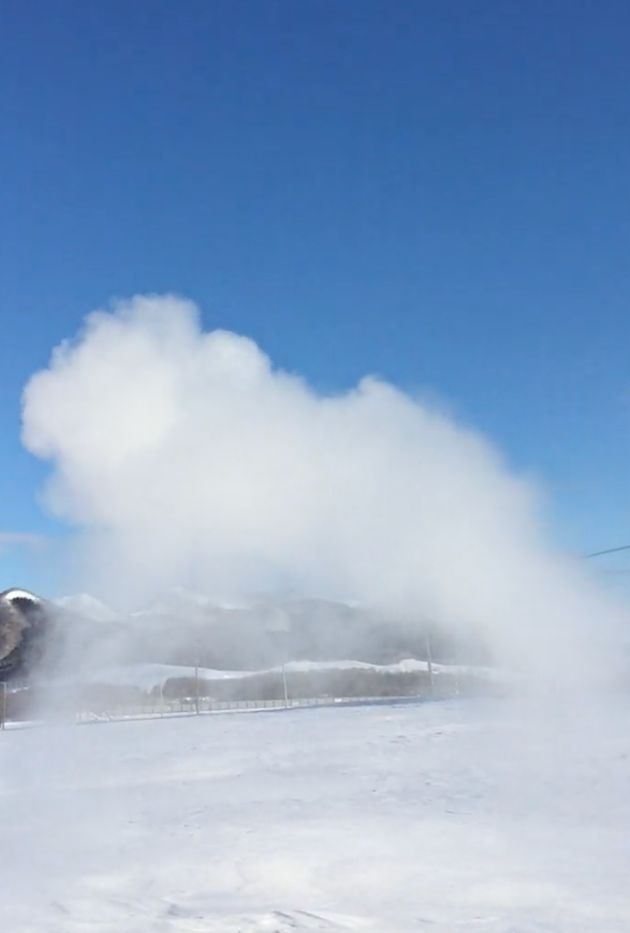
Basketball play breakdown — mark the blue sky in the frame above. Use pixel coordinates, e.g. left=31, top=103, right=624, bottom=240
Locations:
left=1, top=0, right=630, bottom=592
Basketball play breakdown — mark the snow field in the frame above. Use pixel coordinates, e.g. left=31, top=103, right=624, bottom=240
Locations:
left=1, top=697, right=629, bottom=932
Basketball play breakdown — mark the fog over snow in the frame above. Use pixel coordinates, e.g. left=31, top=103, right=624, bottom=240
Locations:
left=21, top=294, right=628, bottom=686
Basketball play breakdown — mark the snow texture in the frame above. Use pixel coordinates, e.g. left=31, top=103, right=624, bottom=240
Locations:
left=1, top=698, right=629, bottom=932
left=73, top=658, right=503, bottom=693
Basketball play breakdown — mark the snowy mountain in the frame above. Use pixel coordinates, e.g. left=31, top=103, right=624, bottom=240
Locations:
left=54, top=593, right=119, bottom=623
left=0, top=585, right=490, bottom=684
left=78, top=657, right=494, bottom=695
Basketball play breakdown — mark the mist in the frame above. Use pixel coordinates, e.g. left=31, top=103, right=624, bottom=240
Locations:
left=21, top=294, right=628, bottom=688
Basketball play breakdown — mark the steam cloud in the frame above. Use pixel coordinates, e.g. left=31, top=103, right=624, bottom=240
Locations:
left=21, top=295, right=627, bottom=684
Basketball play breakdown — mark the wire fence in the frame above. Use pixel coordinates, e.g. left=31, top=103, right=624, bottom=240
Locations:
left=0, top=667, right=504, bottom=731
left=76, top=695, right=335, bottom=723
left=2, top=693, right=444, bottom=730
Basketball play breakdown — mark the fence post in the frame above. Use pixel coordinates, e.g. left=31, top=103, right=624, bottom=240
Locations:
left=425, top=632, right=434, bottom=698
left=194, top=659, right=200, bottom=715
left=281, top=662, right=289, bottom=708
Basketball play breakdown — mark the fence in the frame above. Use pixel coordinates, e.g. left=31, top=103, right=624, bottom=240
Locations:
left=1, top=667, right=504, bottom=730
left=75, top=695, right=331, bottom=723
left=0, top=694, right=427, bottom=730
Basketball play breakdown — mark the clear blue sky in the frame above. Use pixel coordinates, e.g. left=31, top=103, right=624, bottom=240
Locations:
left=1, top=0, right=630, bottom=592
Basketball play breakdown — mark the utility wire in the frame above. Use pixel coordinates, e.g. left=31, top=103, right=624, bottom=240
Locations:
left=584, top=544, right=630, bottom=559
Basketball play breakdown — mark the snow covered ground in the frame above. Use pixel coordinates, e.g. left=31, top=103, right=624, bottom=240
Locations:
left=78, top=658, right=500, bottom=693
left=1, top=696, right=629, bottom=932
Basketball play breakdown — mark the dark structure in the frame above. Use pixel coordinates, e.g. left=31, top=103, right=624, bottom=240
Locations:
left=0, top=588, right=51, bottom=680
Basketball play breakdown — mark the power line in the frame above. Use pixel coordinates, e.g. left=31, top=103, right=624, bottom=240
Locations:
left=584, top=544, right=630, bottom=559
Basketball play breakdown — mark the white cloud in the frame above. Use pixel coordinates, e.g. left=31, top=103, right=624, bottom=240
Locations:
left=21, top=294, right=628, bottom=686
